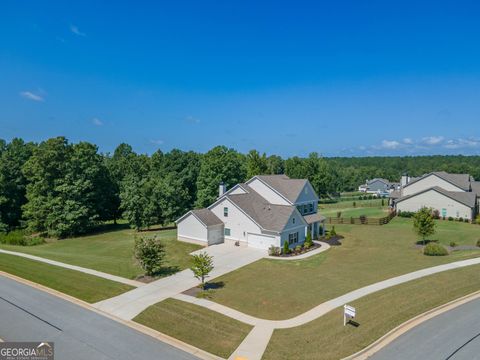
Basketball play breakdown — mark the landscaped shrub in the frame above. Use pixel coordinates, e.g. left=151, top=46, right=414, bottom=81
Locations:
left=330, top=226, right=337, bottom=237
left=283, top=240, right=290, bottom=254
left=353, top=201, right=356, bottom=208
left=398, top=211, right=415, bottom=218
left=432, top=209, right=440, bottom=219
left=295, top=245, right=302, bottom=253
left=268, top=245, right=281, bottom=256
left=475, top=215, right=480, bottom=224
left=423, top=242, right=448, bottom=256
left=304, top=232, right=313, bottom=249
left=448, top=217, right=454, bottom=221
left=458, top=217, right=463, bottom=222
left=450, top=241, right=457, bottom=248
left=476, top=239, right=480, bottom=247
left=381, top=199, right=385, bottom=206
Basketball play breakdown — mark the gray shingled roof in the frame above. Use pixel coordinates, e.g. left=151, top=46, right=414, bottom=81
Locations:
left=471, top=182, right=480, bottom=196
left=406, top=172, right=471, bottom=191
left=226, top=184, right=299, bottom=232
left=191, top=208, right=223, bottom=226
left=303, top=213, right=326, bottom=224
left=389, top=190, right=401, bottom=199
left=255, top=174, right=314, bottom=203
left=396, top=186, right=477, bottom=208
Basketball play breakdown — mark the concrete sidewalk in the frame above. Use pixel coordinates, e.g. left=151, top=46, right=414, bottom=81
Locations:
left=0, top=249, right=143, bottom=287
left=171, top=256, right=480, bottom=360
left=93, top=244, right=265, bottom=320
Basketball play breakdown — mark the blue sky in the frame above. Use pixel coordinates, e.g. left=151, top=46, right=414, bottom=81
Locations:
left=1, top=0, right=480, bottom=157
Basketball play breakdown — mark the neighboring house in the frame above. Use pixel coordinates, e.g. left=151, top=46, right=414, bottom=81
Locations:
left=176, top=175, right=326, bottom=251
left=358, top=178, right=399, bottom=195
left=393, top=171, right=480, bottom=220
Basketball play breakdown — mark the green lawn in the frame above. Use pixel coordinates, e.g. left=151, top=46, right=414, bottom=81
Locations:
left=0, top=253, right=133, bottom=303
left=202, top=217, right=480, bottom=319
left=264, top=264, right=480, bottom=360
left=133, top=298, right=252, bottom=358
left=321, top=206, right=388, bottom=218
left=0, top=226, right=201, bottom=279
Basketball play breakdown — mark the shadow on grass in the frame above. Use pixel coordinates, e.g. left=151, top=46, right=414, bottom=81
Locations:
left=155, top=265, right=180, bottom=277
left=415, top=239, right=438, bottom=246
left=204, top=281, right=225, bottom=290
left=347, top=320, right=360, bottom=328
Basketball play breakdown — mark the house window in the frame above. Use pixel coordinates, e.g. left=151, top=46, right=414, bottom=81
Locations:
left=309, top=203, right=314, bottom=213
left=288, top=232, right=298, bottom=245
left=224, top=207, right=228, bottom=217
left=303, top=204, right=308, bottom=214
left=224, top=228, right=231, bottom=236
left=293, top=217, right=296, bottom=224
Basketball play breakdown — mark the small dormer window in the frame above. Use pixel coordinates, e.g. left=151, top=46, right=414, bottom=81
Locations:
left=224, top=207, right=228, bottom=217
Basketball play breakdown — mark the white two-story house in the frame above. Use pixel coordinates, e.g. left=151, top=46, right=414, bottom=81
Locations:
left=176, top=175, right=325, bottom=251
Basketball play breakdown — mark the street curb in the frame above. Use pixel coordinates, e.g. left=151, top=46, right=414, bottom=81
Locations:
left=342, top=289, right=480, bottom=360
left=0, top=270, right=222, bottom=360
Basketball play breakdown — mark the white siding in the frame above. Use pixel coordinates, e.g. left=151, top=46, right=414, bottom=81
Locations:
left=177, top=213, right=208, bottom=243
left=403, top=174, right=465, bottom=196
left=210, top=198, right=262, bottom=243
left=247, top=178, right=291, bottom=205
left=229, top=186, right=247, bottom=195
left=397, top=189, right=473, bottom=220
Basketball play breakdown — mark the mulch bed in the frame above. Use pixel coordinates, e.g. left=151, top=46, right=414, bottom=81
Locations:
left=270, top=243, right=321, bottom=258
left=322, top=235, right=344, bottom=246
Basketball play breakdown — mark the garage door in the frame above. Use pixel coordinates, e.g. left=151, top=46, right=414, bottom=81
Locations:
left=247, top=233, right=276, bottom=250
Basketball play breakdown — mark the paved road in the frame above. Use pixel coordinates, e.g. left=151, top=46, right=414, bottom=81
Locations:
left=372, top=297, right=480, bottom=360
left=0, top=275, right=199, bottom=360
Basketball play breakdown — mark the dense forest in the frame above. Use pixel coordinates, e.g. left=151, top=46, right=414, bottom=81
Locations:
left=1, top=136, right=479, bottom=238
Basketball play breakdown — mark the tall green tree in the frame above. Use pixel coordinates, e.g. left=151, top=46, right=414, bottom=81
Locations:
left=246, top=149, right=268, bottom=178
left=266, top=155, right=284, bottom=174
left=22, top=137, right=71, bottom=234
left=195, top=146, right=246, bottom=208
left=0, top=138, right=34, bottom=230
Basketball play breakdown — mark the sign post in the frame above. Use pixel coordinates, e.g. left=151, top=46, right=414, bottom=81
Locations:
left=343, top=304, right=356, bottom=326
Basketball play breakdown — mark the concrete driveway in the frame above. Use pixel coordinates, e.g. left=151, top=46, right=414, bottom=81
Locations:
left=94, top=244, right=265, bottom=320
left=0, top=275, right=199, bottom=360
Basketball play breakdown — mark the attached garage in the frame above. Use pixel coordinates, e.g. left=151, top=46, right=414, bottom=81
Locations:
left=247, top=233, right=277, bottom=250
left=176, top=209, right=224, bottom=246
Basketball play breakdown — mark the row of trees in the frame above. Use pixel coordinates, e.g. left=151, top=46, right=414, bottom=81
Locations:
left=1, top=136, right=479, bottom=237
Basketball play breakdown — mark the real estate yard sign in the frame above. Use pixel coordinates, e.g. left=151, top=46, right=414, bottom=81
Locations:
left=344, top=304, right=356, bottom=326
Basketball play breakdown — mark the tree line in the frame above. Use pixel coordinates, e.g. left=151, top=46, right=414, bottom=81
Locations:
left=1, top=136, right=479, bottom=237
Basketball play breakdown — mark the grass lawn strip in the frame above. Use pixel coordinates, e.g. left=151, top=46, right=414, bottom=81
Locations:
left=133, top=298, right=252, bottom=359
left=204, top=218, right=480, bottom=319
left=0, top=227, right=201, bottom=279
left=0, top=253, right=133, bottom=303
left=263, top=263, right=480, bottom=360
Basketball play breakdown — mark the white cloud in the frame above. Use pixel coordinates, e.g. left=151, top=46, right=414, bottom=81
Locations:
left=70, top=24, right=86, bottom=36
left=403, top=138, right=414, bottom=145
left=381, top=140, right=401, bottom=149
left=19, top=91, right=44, bottom=102
left=150, top=139, right=164, bottom=145
left=92, top=117, right=103, bottom=126
left=422, top=136, right=444, bottom=145
left=443, top=138, right=480, bottom=149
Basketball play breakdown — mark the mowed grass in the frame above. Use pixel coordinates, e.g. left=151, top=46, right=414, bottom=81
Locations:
left=0, top=226, right=201, bottom=279
left=264, top=264, right=480, bottom=360
left=204, top=218, right=480, bottom=319
left=134, top=298, right=252, bottom=358
left=0, top=253, right=133, bottom=303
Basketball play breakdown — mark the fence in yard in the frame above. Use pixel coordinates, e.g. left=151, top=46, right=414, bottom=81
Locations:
left=326, top=211, right=396, bottom=226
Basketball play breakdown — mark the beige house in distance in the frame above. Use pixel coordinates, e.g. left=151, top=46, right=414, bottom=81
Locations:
left=392, top=171, right=480, bottom=221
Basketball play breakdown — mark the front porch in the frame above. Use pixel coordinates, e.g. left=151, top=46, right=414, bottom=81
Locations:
left=303, top=213, right=326, bottom=240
